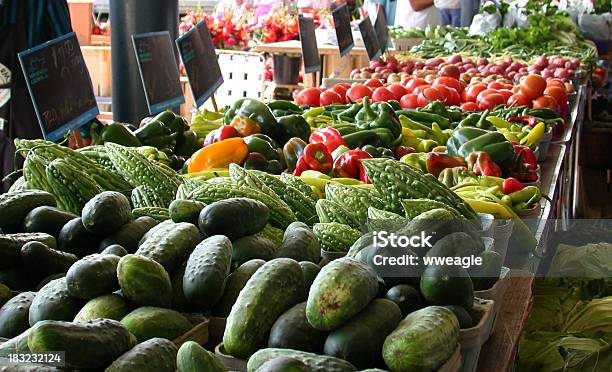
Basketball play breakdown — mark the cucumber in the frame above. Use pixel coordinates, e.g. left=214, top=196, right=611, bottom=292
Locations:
left=306, top=257, right=379, bottom=331
left=120, top=306, right=192, bottom=343
left=275, top=222, right=320, bottom=263
left=117, top=254, right=173, bottom=308
left=420, top=264, right=474, bottom=310
left=0, top=190, right=56, bottom=233
left=255, top=357, right=309, bottom=372
left=299, top=261, right=320, bottom=294
left=176, top=341, right=225, bottom=372
left=135, top=222, right=201, bottom=273
left=20, top=241, right=78, bottom=278
left=35, top=273, right=66, bottom=291
left=0, top=292, right=36, bottom=338
left=198, top=198, right=269, bottom=240
left=105, top=337, right=178, bottom=372
left=323, top=299, right=402, bottom=369
left=211, top=259, right=266, bottom=317
left=66, top=254, right=120, bottom=299
left=58, top=218, right=102, bottom=258
left=0, top=233, right=57, bottom=269
left=183, top=235, right=233, bottom=310
left=101, top=244, right=128, bottom=257
left=74, top=294, right=130, bottom=322
left=169, top=199, right=207, bottom=225
left=247, top=348, right=357, bottom=372
left=82, top=191, right=133, bottom=235
left=138, top=219, right=173, bottom=246
left=424, top=232, right=481, bottom=259
left=28, top=277, right=83, bottom=326
left=382, top=306, right=459, bottom=372
left=22, top=206, right=77, bottom=238
left=224, top=258, right=305, bottom=359
left=468, top=250, right=502, bottom=291
left=268, top=302, right=327, bottom=353
left=385, top=285, right=423, bottom=317
left=232, top=235, right=277, bottom=269
left=28, top=318, right=136, bottom=370
left=170, top=264, right=191, bottom=312
left=99, top=216, right=158, bottom=253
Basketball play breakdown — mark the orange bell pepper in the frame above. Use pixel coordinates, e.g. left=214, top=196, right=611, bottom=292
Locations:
left=230, top=115, right=261, bottom=136
left=187, top=137, right=248, bottom=173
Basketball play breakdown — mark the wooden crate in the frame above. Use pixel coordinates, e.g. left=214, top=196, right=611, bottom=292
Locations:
left=68, top=1, right=93, bottom=46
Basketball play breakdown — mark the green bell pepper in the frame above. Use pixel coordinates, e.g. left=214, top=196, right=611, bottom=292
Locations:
left=342, top=130, right=381, bottom=148
left=152, top=111, right=176, bottom=126
left=268, top=100, right=302, bottom=113
left=167, top=115, right=190, bottom=133
left=396, top=110, right=451, bottom=129
left=448, top=128, right=514, bottom=165
left=243, top=134, right=280, bottom=161
left=175, top=130, right=199, bottom=156
left=134, top=120, right=172, bottom=141
left=224, top=98, right=278, bottom=137
left=355, top=97, right=402, bottom=138
left=283, top=137, right=307, bottom=171
left=100, top=122, right=142, bottom=147
left=457, top=113, right=481, bottom=128
left=446, top=127, right=489, bottom=155
left=142, top=132, right=177, bottom=149
left=276, top=114, right=311, bottom=144
left=361, top=145, right=380, bottom=157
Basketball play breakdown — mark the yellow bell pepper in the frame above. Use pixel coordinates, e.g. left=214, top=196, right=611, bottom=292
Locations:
left=520, top=122, right=545, bottom=146
left=187, top=138, right=248, bottom=173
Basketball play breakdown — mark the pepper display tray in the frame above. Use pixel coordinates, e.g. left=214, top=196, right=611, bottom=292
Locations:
left=474, top=267, right=511, bottom=333
left=458, top=299, right=495, bottom=372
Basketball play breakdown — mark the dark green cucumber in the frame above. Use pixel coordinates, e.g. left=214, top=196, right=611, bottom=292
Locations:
left=306, top=257, right=379, bottom=331
left=20, top=241, right=78, bottom=278
left=137, top=219, right=173, bottom=247
left=385, top=284, right=423, bottom=317
left=0, top=292, right=36, bottom=338
left=247, top=348, right=357, bottom=372
left=0, top=233, right=57, bottom=269
left=74, top=294, right=130, bottom=322
left=468, top=250, right=502, bottom=291
left=170, top=264, right=191, bottom=312
left=177, top=341, right=225, bottom=372
left=58, top=218, right=102, bottom=258
left=22, top=206, right=77, bottom=238
left=28, top=277, right=83, bottom=326
left=120, top=306, right=192, bottom=343
left=101, top=244, right=128, bottom=257
left=323, top=299, right=402, bottom=369
left=28, top=318, right=136, bottom=370
left=169, top=199, right=207, bottom=225
left=81, top=191, right=133, bottom=235
left=135, top=221, right=201, bottom=273
left=105, top=337, right=178, bottom=372
left=183, top=235, right=233, bottom=310
left=66, top=254, right=120, bottom=299
left=224, top=258, right=305, bottom=359
left=0, top=190, right=56, bottom=233
left=232, top=235, right=277, bottom=269
left=198, top=198, right=269, bottom=240
left=424, top=232, right=481, bottom=259
left=268, top=302, right=327, bottom=353
left=117, top=254, right=173, bottom=307
left=275, top=222, right=320, bottom=263
left=256, top=357, right=309, bottom=372
left=420, top=264, right=474, bottom=310
left=299, top=261, right=320, bottom=294
left=211, top=259, right=266, bottom=317
left=99, top=216, right=158, bottom=253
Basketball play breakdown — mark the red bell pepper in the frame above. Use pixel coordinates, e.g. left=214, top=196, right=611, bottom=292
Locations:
left=508, top=115, right=539, bottom=128
left=302, top=143, right=333, bottom=174
left=333, top=149, right=372, bottom=181
left=394, top=145, right=416, bottom=160
left=468, top=151, right=502, bottom=177
left=204, top=125, right=240, bottom=147
left=309, top=127, right=347, bottom=153
left=293, top=156, right=310, bottom=176
left=502, top=177, right=525, bottom=194
left=425, top=152, right=467, bottom=177
left=512, top=144, right=537, bottom=168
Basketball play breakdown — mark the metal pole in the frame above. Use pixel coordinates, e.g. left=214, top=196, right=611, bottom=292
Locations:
left=109, top=0, right=179, bottom=124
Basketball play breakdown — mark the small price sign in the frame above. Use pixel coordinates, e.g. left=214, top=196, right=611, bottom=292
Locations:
left=359, top=17, right=381, bottom=61
left=298, top=14, right=321, bottom=73
left=332, top=3, right=354, bottom=57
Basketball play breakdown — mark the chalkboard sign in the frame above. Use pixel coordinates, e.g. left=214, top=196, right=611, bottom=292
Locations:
left=332, top=3, right=354, bottom=57
left=358, top=17, right=381, bottom=61
left=374, top=6, right=389, bottom=52
left=298, top=15, right=321, bottom=74
left=176, top=20, right=223, bottom=107
left=132, top=31, right=185, bottom=114
left=18, top=32, right=99, bottom=141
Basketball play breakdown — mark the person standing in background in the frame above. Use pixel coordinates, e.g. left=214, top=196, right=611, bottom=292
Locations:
left=0, top=0, right=72, bottom=192
left=435, top=0, right=460, bottom=26
left=394, top=0, right=441, bottom=28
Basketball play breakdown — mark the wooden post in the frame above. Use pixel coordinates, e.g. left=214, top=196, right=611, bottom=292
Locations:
left=211, top=95, right=219, bottom=112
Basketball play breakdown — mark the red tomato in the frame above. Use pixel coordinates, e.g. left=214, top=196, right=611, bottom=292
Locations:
left=400, top=77, right=413, bottom=86
left=464, top=83, right=487, bottom=102
left=417, top=87, right=445, bottom=106
left=405, top=78, right=428, bottom=93
left=446, top=87, right=461, bottom=106
left=460, top=102, right=480, bottom=111
left=511, top=85, right=521, bottom=94
left=487, top=82, right=506, bottom=90
left=476, top=89, right=500, bottom=103
left=519, top=74, right=547, bottom=100
left=460, top=89, right=469, bottom=103
left=533, top=95, right=559, bottom=110
left=478, top=93, right=505, bottom=110
left=346, top=84, right=373, bottom=102
left=433, top=76, right=462, bottom=93
left=336, top=83, right=351, bottom=89
left=543, top=86, right=568, bottom=105
left=387, top=84, right=407, bottom=101
left=295, top=87, right=321, bottom=106
left=364, top=78, right=384, bottom=88
left=507, top=93, right=531, bottom=107
left=319, top=90, right=343, bottom=106
left=330, top=85, right=348, bottom=103
left=432, top=84, right=450, bottom=102
left=439, top=65, right=460, bottom=79
left=372, top=87, right=396, bottom=102
left=498, top=89, right=513, bottom=102
left=400, top=93, right=419, bottom=109
left=546, top=78, right=566, bottom=89
left=412, top=84, right=431, bottom=95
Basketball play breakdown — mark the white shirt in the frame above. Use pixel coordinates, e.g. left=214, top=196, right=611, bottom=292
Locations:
left=394, top=1, right=442, bottom=28
left=434, top=0, right=460, bottom=9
